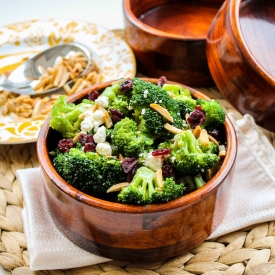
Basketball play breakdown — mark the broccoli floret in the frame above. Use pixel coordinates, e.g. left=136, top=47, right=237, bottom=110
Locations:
left=112, top=117, right=154, bottom=157
left=194, top=174, right=206, bottom=189
left=52, top=148, right=125, bottom=196
left=196, top=98, right=226, bottom=130
left=50, top=96, right=93, bottom=139
left=129, top=79, right=183, bottom=134
left=162, top=83, right=196, bottom=118
left=109, top=94, right=130, bottom=115
left=168, top=129, right=218, bottom=176
left=117, top=166, right=185, bottom=204
left=100, top=82, right=121, bottom=101
left=138, top=108, right=167, bottom=136
left=199, top=140, right=219, bottom=155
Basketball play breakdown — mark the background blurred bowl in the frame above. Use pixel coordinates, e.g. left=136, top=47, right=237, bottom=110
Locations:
left=37, top=78, right=237, bottom=262
left=207, top=0, right=275, bottom=132
left=123, top=0, right=224, bottom=87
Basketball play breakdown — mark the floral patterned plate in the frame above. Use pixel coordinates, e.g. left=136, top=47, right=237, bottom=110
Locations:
left=0, top=19, right=136, bottom=144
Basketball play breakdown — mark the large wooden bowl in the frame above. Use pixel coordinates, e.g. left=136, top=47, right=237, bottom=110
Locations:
left=37, top=78, right=237, bottom=262
left=207, top=0, right=275, bottom=132
left=123, top=0, right=224, bottom=87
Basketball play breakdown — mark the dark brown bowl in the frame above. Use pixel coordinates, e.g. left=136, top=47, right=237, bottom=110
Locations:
left=207, top=0, right=275, bottom=132
left=123, top=0, right=224, bottom=87
left=37, top=78, right=237, bottom=262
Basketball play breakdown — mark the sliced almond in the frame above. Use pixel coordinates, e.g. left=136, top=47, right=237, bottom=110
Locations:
left=107, top=182, right=130, bottom=193
left=155, top=169, right=163, bottom=188
left=192, top=125, right=202, bottom=138
left=208, top=134, right=220, bottom=146
left=97, top=106, right=113, bottom=128
left=206, top=149, right=227, bottom=181
left=78, top=103, right=98, bottom=119
left=198, top=129, right=210, bottom=146
left=72, top=131, right=85, bottom=144
left=164, top=123, right=183, bottom=134
left=150, top=103, right=174, bottom=123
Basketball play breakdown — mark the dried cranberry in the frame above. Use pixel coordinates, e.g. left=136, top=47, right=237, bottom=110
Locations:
left=158, top=76, right=167, bottom=87
left=187, top=105, right=206, bottom=129
left=87, top=90, right=100, bottom=101
left=78, top=134, right=94, bottom=145
left=119, top=79, right=133, bottom=93
left=126, top=163, right=138, bottom=182
left=121, top=157, right=138, bottom=173
left=57, top=139, right=74, bottom=153
left=162, top=162, right=175, bottom=179
left=83, top=143, right=96, bottom=153
left=152, top=148, right=171, bottom=156
left=109, top=108, right=125, bottom=124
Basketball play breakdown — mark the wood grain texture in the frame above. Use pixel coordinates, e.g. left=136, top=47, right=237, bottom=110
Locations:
left=206, top=0, right=275, bottom=132
left=123, top=0, right=224, bottom=87
left=36, top=78, right=237, bottom=262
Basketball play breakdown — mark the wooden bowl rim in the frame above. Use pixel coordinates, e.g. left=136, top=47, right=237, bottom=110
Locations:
left=231, top=0, right=275, bottom=84
left=123, top=0, right=210, bottom=41
left=37, top=78, right=238, bottom=214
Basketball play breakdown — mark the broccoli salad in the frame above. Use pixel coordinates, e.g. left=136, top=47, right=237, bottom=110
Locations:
left=49, top=77, right=227, bottom=205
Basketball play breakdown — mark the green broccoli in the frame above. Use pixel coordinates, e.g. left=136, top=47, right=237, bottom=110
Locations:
left=52, top=148, right=126, bottom=196
left=137, top=108, right=167, bottom=136
left=112, top=117, right=154, bottom=157
left=196, top=98, right=226, bottom=130
left=162, top=83, right=196, bottom=118
left=194, top=174, right=206, bottom=189
left=199, top=140, right=219, bottom=155
left=168, top=129, right=218, bottom=176
left=129, top=78, right=183, bottom=133
left=117, top=166, right=185, bottom=204
left=50, top=96, right=93, bottom=139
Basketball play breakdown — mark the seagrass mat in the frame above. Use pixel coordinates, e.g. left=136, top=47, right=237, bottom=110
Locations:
left=0, top=85, right=275, bottom=275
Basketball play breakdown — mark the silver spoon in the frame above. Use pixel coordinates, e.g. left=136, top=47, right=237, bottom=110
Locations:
left=0, top=43, right=91, bottom=96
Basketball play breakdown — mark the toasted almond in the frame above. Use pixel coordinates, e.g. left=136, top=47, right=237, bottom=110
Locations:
left=107, top=182, right=130, bottom=193
left=206, top=149, right=227, bottom=180
left=208, top=134, right=219, bottom=146
left=164, top=123, right=183, bottom=134
left=150, top=103, right=174, bottom=123
left=97, top=106, right=113, bottom=128
left=72, top=131, right=85, bottom=144
left=156, top=169, right=163, bottom=188
left=199, top=129, right=210, bottom=146
left=192, top=125, right=202, bottom=138
left=78, top=103, right=98, bottom=119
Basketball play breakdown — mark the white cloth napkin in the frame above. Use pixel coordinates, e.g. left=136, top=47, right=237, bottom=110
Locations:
left=17, top=113, right=275, bottom=270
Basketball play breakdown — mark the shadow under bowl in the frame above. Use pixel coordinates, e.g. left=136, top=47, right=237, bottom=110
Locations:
left=37, top=78, right=237, bottom=262
left=207, top=0, right=275, bottom=132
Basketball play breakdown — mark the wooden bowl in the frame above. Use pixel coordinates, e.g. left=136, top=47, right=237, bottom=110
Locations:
left=123, top=0, right=224, bottom=87
left=206, top=0, right=275, bottom=132
left=37, top=78, right=237, bottom=262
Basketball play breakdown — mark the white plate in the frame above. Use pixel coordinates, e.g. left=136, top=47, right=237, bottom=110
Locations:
left=0, top=19, right=136, bottom=144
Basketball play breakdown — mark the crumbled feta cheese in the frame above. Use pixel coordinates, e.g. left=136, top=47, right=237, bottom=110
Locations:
left=80, top=109, right=105, bottom=132
left=171, top=156, right=176, bottom=163
left=95, top=96, right=109, bottom=108
left=96, top=142, right=112, bottom=156
left=93, top=126, right=106, bottom=143
left=80, top=116, right=94, bottom=133
left=159, top=100, right=162, bottom=103
left=141, top=109, right=146, bottom=115
left=93, top=109, right=104, bottom=120
left=144, top=152, right=163, bottom=171
left=219, top=145, right=226, bottom=151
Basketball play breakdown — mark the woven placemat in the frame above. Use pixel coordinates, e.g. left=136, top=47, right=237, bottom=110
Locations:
left=0, top=86, right=275, bottom=275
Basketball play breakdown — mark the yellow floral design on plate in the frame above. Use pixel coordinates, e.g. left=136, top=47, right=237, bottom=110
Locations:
left=0, top=19, right=136, bottom=144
